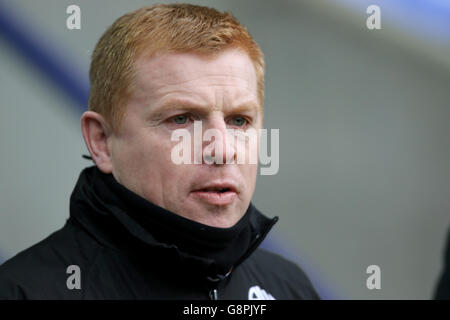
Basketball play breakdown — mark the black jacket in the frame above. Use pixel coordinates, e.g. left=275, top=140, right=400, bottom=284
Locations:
left=0, top=166, right=319, bottom=300
left=435, top=229, right=450, bottom=299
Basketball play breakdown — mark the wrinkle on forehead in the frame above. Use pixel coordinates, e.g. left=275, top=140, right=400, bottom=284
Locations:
left=133, top=49, right=258, bottom=96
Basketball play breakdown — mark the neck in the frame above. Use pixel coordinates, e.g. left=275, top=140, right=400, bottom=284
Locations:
left=69, top=166, right=278, bottom=278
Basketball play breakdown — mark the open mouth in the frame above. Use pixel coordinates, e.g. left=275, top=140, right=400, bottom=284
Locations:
left=200, top=187, right=232, bottom=193
left=191, top=185, right=238, bottom=206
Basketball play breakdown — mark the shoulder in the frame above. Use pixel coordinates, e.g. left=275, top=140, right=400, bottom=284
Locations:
left=435, top=228, right=450, bottom=299
left=241, top=248, right=320, bottom=300
left=248, top=249, right=313, bottom=285
left=0, top=219, right=101, bottom=299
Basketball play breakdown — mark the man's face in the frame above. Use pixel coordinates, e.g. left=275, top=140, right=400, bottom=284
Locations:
left=108, top=48, right=262, bottom=228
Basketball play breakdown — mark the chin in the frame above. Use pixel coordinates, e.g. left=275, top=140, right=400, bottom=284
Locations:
left=202, top=218, right=238, bottom=229
left=192, top=206, right=242, bottom=229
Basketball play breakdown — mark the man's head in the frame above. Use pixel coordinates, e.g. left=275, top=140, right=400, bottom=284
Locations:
left=81, top=4, right=265, bottom=228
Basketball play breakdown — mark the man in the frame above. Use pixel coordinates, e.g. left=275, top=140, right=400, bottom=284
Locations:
left=0, top=4, right=319, bottom=299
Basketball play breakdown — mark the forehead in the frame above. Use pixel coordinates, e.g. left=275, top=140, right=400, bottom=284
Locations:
left=132, top=49, right=258, bottom=101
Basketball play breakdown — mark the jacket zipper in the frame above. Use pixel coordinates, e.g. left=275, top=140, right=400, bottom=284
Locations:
left=209, top=288, right=218, bottom=300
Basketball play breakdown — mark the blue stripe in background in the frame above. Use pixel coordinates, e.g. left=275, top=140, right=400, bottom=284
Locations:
left=0, top=1, right=89, bottom=112
left=338, top=0, right=450, bottom=45
left=0, top=1, right=337, bottom=299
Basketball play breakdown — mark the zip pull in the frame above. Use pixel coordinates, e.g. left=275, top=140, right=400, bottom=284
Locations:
left=209, top=288, right=218, bottom=300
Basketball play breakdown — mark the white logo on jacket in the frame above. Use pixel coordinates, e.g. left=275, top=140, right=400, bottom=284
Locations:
left=248, top=285, right=276, bottom=300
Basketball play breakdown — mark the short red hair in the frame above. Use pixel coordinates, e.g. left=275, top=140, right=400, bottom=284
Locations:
left=88, top=3, right=265, bottom=132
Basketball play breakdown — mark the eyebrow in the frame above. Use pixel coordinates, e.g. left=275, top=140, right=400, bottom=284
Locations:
left=148, top=99, right=260, bottom=118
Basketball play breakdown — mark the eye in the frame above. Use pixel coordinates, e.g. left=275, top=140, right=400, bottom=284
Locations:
left=172, top=114, right=189, bottom=125
left=231, top=116, right=248, bottom=127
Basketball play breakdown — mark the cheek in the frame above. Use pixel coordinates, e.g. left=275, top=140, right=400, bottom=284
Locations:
left=240, top=163, right=258, bottom=192
left=111, top=132, right=169, bottom=183
left=244, top=135, right=259, bottom=185
left=139, top=135, right=191, bottom=190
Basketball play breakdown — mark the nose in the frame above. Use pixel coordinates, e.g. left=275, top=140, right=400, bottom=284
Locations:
left=202, top=115, right=236, bottom=165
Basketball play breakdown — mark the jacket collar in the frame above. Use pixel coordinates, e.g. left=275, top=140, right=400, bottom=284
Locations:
left=69, top=166, right=278, bottom=280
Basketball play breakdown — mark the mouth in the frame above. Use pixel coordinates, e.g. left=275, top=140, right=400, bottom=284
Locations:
left=191, top=183, right=238, bottom=206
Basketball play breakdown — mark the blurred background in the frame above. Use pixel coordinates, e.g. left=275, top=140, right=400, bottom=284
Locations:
left=1, top=0, right=450, bottom=299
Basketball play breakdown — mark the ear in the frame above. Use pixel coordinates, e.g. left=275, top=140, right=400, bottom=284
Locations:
left=80, top=111, right=114, bottom=173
